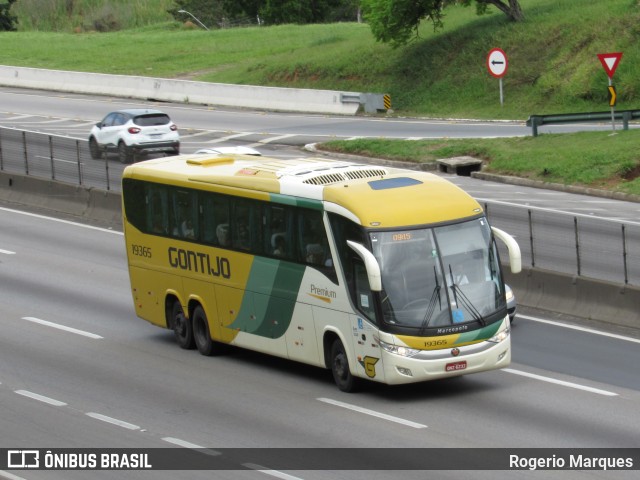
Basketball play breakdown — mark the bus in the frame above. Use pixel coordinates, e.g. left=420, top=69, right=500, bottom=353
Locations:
left=121, top=153, right=521, bottom=392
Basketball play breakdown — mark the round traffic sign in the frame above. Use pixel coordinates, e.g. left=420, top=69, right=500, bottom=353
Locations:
left=487, top=48, right=508, bottom=78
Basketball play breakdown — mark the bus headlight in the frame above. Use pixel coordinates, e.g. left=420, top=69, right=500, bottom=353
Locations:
left=377, top=338, right=420, bottom=358
left=487, top=325, right=510, bottom=344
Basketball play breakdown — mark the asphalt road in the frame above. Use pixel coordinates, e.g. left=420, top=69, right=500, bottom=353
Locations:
left=1, top=206, right=639, bottom=480
left=2, top=86, right=640, bottom=286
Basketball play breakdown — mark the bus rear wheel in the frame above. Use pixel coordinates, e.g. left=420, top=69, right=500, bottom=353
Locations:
left=330, top=339, right=359, bottom=393
left=193, top=306, right=216, bottom=356
left=172, top=302, right=194, bottom=349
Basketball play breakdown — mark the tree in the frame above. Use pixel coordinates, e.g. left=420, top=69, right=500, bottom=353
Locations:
left=0, top=0, right=18, bottom=31
left=362, top=0, right=524, bottom=47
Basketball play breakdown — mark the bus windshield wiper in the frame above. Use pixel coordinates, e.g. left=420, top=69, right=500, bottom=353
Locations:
left=447, top=264, right=486, bottom=327
left=420, top=266, right=442, bottom=332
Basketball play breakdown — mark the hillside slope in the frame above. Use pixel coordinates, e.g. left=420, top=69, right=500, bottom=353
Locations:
left=2, top=0, right=639, bottom=118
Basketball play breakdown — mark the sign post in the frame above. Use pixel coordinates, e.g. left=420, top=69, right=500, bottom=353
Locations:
left=487, top=48, right=508, bottom=107
left=597, top=52, right=623, bottom=131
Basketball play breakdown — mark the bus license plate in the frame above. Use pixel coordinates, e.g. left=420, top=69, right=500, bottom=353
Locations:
left=445, top=361, right=467, bottom=372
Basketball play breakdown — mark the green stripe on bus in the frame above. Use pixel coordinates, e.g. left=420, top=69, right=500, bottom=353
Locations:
left=455, top=319, right=502, bottom=345
left=229, top=258, right=306, bottom=339
left=269, top=193, right=323, bottom=211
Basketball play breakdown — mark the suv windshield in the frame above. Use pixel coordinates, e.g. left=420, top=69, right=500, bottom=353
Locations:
left=134, top=114, right=171, bottom=126
left=370, top=217, right=506, bottom=331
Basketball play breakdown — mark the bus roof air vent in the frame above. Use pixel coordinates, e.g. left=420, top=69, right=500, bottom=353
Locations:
left=301, top=166, right=388, bottom=185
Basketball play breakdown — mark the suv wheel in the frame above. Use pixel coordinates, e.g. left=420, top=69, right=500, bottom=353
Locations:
left=118, top=142, right=133, bottom=164
left=89, top=137, right=101, bottom=160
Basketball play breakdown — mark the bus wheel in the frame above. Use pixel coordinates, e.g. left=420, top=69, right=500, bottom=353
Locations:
left=172, top=302, right=194, bottom=350
left=330, top=339, right=359, bottom=393
left=193, top=306, right=216, bottom=356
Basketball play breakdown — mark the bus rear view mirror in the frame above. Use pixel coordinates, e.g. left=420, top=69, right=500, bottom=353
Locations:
left=347, top=240, right=382, bottom=292
left=491, top=226, right=522, bottom=274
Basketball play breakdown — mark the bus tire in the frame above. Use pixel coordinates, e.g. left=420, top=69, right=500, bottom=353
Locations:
left=330, top=339, right=359, bottom=393
left=172, top=302, right=195, bottom=350
left=193, top=305, right=216, bottom=356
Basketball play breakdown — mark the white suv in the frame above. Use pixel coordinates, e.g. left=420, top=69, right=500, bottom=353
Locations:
left=89, top=109, right=180, bottom=163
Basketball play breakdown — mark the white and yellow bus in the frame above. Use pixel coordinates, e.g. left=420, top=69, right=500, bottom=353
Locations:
left=122, top=153, right=521, bottom=391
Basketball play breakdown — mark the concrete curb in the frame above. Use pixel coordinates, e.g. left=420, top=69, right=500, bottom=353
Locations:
left=473, top=171, right=640, bottom=203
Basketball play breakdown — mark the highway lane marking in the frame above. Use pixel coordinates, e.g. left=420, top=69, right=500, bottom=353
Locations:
left=0, top=471, right=28, bottom=480
left=243, top=464, right=304, bottom=480
left=15, top=389, right=68, bottom=406
left=86, top=412, right=140, bottom=430
left=475, top=198, right=640, bottom=227
left=317, top=398, right=427, bottom=429
left=0, top=206, right=123, bottom=235
left=258, top=134, right=297, bottom=144
left=205, top=132, right=253, bottom=144
left=22, top=317, right=103, bottom=340
left=519, top=314, right=640, bottom=345
left=0, top=248, right=16, bottom=255
left=503, top=369, right=618, bottom=397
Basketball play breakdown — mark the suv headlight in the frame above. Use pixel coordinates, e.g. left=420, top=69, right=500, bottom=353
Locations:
left=376, top=338, right=420, bottom=357
left=487, top=325, right=510, bottom=344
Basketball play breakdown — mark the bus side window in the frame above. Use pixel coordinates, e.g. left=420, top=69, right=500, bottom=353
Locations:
left=146, top=185, right=168, bottom=235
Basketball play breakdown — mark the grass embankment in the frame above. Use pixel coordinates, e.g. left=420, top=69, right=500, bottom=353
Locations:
left=320, top=130, right=640, bottom=196
left=2, top=0, right=640, bottom=194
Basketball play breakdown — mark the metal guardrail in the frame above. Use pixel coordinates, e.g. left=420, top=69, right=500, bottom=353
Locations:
left=1, top=125, right=639, bottom=287
left=526, top=109, right=640, bottom=136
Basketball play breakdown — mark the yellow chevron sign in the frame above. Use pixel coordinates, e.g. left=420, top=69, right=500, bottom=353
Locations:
left=608, top=85, right=617, bottom=107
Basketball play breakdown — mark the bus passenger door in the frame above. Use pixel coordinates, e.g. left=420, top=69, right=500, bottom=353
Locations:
left=347, top=260, right=385, bottom=382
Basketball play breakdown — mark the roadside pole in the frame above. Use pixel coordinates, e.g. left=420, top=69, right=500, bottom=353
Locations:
left=597, top=52, right=623, bottom=132
left=487, top=48, right=508, bottom=107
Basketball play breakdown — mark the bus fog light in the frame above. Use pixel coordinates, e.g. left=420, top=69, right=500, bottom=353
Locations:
left=397, top=367, right=413, bottom=377
left=498, top=350, right=508, bottom=361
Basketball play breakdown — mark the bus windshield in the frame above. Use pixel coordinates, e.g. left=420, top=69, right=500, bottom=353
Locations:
left=370, top=217, right=506, bottom=331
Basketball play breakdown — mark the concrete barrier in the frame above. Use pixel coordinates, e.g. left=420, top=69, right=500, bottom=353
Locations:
left=504, top=267, right=640, bottom=329
left=0, top=65, right=361, bottom=115
left=0, top=172, right=122, bottom=228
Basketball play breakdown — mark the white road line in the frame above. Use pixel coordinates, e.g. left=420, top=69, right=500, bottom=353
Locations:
left=0, top=206, right=123, bottom=235
left=162, top=437, right=206, bottom=449
left=85, top=412, right=140, bottom=430
left=243, top=464, right=304, bottom=480
left=519, top=314, right=640, bottom=344
left=258, top=134, right=297, bottom=144
left=205, top=132, right=254, bottom=144
left=503, top=369, right=618, bottom=397
left=0, top=248, right=16, bottom=255
left=22, top=317, right=103, bottom=340
left=317, top=398, right=427, bottom=429
left=0, top=471, right=28, bottom=480
left=162, top=438, right=222, bottom=458
left=15, top=390, right=67, bottom=406
left=476, top=198, right=640, bottom=226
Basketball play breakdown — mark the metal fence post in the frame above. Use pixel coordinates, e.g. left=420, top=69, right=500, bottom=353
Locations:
left=76, top=140, right=83, bottom=185
left=49, top=136, right=56, bottom=180
left=22, top=131, right=29, bottom=175
left=0, top=128, right=3, bottom=171
left=574, top=216, right=581, bottom=276
left=528, top=209, right=535, bottom=267
left=104, top=154, right=110, bottom=191
left=622, top=224, right=628, bottom=285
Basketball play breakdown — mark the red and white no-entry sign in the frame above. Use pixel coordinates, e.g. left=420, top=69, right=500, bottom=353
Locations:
left=487, top=48, right=508, bottom=78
